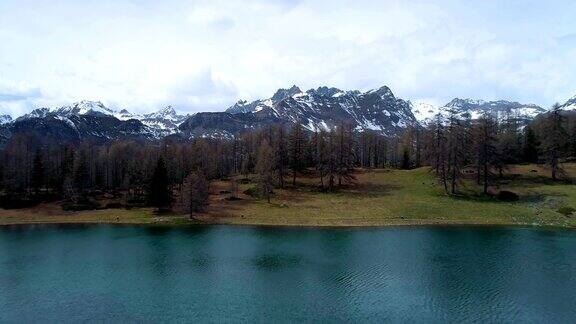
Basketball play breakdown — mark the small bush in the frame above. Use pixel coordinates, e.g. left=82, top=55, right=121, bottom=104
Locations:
left=557, top=206, right=575, bottom=217
left=496, top=190, right=519, bottom=202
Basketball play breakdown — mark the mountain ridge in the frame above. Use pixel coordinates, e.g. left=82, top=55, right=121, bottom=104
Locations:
left=1, top=87, right=574, bottom=145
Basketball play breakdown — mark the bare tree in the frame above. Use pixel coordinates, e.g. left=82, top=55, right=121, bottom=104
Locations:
left=182, top=170, right=210, bottom=218
left=473, top=113, right=498, bottom=194
left=541, top=103, right=568, bottom=181
left=256, top=140, right=275, bottom=203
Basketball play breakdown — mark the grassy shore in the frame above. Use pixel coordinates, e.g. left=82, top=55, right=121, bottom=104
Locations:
left=1, top=164, right=575, bottom=228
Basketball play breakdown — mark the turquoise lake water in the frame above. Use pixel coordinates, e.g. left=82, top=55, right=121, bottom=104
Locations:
left=0, top=225, right=575, bottom=322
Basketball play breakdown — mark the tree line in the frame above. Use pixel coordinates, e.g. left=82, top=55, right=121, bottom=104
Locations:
left=0, top=107, right=574, bottom=214
left=422, top=106, right=576, bottom=194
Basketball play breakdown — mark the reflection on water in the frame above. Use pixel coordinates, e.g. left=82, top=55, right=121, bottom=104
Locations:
left=0, top=225, right=575, bottom=322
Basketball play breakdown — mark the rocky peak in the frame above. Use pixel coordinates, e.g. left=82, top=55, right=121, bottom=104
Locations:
left=49, top=100, right=115, bottom=117
left=366, top=85, right=393, bottom=97
left=271, top=85, right=302, bottom=101
left=146, top=106, right=177, bottom=119
left=311, top=86, right=343, bottom=97
left=221, top=84, right=418, bottom=135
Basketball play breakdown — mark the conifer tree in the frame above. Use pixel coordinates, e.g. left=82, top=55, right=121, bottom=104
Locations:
left=147, top=157, right=172, bottom=211
left=523, top=126, right=539, bottom=163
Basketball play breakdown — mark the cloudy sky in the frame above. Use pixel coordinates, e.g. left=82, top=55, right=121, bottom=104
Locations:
left=1, top=0, right=575, bottom=116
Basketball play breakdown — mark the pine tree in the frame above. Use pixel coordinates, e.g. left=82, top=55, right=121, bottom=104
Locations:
left=147, top=157, right=172, bottom=211
left=400, top=148, right=411, bottom=170
left=523, top=126, right=539, bottom=163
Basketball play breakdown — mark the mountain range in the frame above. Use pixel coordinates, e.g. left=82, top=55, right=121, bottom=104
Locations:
left=412, top=98, right=547, bottom=125
left=179, top=85, right=417, bottom=138
left=0, top=85, right=574, bottom=146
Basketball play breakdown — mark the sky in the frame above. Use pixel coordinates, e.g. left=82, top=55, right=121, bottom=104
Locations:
left=1, top=0, right=575, bottom=117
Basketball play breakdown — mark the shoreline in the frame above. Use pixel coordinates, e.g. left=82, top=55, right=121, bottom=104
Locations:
left=0, top=211, right=574, bottom=230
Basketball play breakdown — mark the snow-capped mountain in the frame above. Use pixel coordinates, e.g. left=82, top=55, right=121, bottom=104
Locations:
left=443, top=99, right=545, bottom=121
left=202, top=85, right=418, bottom=136
left=558, top=95, right=576, bottom=111
left=2, top=87, right=565, bottom=145
left=138, top=106, right=190, bottom=136
left=411, top=102, right=440, bottom=122
left=18, top=101, right=118, bottom=121
left=412, top=98, right=545, bottom=125
left=12, top=101, right=190, bottom=139
left=0, top=101, right=194, bottom=146
left=0, top=115, right=12, bottom=125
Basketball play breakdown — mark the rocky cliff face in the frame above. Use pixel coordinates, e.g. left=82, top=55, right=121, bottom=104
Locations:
left=181, top=85, right=418, bottom=136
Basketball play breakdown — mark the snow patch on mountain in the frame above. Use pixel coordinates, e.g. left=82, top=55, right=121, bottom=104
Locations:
left=411, top=102, right=440, bottom=122
left=13, top=101, right=191, bottom=138
left=0, top=115, right=12, bottom=125
left=559, top=94, right=576, bottom=111
left=412, top=98, right=546, bottom=125
left=225, top=85, right=418, bottom=135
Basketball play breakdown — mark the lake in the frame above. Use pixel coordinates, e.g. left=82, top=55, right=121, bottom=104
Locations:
left=0, top=225, right=575, bottom=322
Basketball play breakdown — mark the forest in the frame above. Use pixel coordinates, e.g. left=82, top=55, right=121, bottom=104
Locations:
left=1, top=105, right=575, bottom=219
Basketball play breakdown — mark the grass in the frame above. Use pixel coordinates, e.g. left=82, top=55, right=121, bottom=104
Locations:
left=197, top=163, right=576, bottom=228
left=1, top=163, right=576, bottom=228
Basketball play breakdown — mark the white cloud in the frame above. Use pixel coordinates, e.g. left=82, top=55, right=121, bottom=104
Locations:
left=0, top=0, right=575, bottom=117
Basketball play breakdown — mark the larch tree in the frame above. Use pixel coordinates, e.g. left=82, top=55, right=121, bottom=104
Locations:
left=541, top=103, right=568, bottom=181
left=426, top=114, right=449, bottom=193
left=273, top=126, right=288, bottom=188
left=473, top=114, right=498, bottom=194
left=447, top=112, right=468, bottom=194
left=288, top=123, right=306, bottom=186
left=181, top=170, right=209, bottom=219
left=256, top=140, right=275, bottom=203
